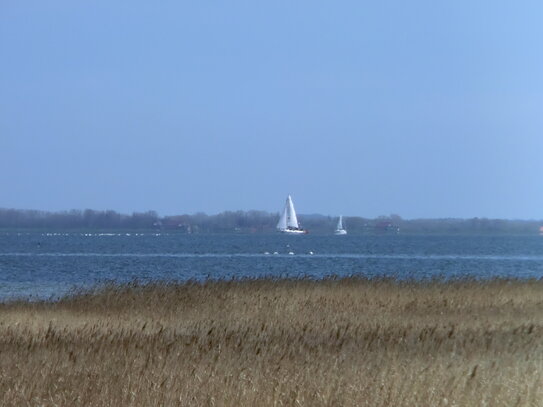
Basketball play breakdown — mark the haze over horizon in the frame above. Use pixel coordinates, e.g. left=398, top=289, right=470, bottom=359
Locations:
left=1, top=2, right=542, bottom=219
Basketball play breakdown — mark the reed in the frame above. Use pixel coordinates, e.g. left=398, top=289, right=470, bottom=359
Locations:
left=0, top=278, right=541, bottom=406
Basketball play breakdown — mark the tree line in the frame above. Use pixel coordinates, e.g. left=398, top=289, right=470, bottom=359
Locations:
left=0, top=209, right=160, bottom=230
left=0, top=208, right=541, bottom=234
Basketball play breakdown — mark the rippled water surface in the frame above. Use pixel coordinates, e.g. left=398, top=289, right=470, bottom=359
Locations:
left=1, top=232, right=542, bottom=300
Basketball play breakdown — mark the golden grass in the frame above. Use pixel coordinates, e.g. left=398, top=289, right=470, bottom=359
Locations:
left=0, top=278, right=542, bottom=406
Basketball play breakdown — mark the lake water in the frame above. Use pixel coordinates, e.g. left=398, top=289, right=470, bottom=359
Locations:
left=1, top=232, right=542, bottom=300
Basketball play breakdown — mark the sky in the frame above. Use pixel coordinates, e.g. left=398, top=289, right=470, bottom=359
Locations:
left=1, top=1, right=543, bottom=219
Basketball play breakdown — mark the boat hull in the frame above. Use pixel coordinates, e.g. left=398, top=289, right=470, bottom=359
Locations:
left=334, top=229, right=347, bottom=235
left=278, top=229, right=307, bottom=235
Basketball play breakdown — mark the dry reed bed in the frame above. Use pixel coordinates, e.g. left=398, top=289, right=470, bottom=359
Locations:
left=0, top=278, right=542, bottom=406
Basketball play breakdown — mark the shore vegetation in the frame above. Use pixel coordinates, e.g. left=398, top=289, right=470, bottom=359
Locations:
left=0, top=278, right=542, bottom=406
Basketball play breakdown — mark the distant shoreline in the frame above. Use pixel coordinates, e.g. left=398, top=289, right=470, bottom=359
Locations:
left=1, top=207, right=542, bottom=235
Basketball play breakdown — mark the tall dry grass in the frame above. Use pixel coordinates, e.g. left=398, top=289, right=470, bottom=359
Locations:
left=0, top=278, right=542, bottom=406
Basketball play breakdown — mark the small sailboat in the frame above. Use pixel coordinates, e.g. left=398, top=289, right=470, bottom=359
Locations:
left=277, top=195, right=307, bottom=234
left=334, top=215, right=347, bottom=235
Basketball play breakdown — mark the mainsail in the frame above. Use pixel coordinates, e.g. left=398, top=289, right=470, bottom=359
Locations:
left=335, top=215, right=347, bottom=235
left=336, top=215, right=343, bottom=230
left=286, top=195, right=299, bottom=229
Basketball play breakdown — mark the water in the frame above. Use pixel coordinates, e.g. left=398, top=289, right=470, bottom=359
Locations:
left=0, top=232, right=542, bottom=300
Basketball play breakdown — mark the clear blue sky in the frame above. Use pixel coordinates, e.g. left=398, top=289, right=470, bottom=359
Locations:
left=1, top=1, right=542, bottom=218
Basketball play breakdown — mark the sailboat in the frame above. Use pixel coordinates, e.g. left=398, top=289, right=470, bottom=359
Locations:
left=334, top=215, right=347, bottom=235
left=277, top=195, right=307, bottom=234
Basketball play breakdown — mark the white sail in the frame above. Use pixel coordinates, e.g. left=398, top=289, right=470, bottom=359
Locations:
left=277, top=195, right=306, bottom=233
left=336, top=215, right=343, bottom=230
left=277, top=205, right=288, bottom=230
left=335, top=215, right=347, bottom=235
left=286, top=195, right=299, bottom=229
